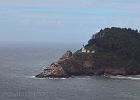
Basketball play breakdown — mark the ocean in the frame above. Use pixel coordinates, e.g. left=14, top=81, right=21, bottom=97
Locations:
left=0, top=43, right=140, bottom=100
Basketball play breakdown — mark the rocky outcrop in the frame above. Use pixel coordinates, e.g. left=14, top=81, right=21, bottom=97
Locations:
left=36, top=50, right=127, bottom=78
left=35, top=63, right=68, bottom=78
left=104, top=68, right=126, bottom=76
left=35, top=50, right=94, bottom=78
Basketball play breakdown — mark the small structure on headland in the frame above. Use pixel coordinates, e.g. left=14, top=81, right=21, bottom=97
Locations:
left=82, top=45, right=86, bottom=52
left=91, top=50, right=95, bottom=53
left=87, top=50, right=90, bottom=53
left=81, top=45, right=95, bottom=53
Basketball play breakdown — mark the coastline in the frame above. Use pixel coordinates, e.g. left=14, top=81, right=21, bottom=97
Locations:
left=35, top=50, right=140, bottom=78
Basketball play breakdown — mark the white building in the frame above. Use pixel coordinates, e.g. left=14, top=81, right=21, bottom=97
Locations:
left=91, top=50, right=95, bottom=53
left=82, top=45, right=86, bottom=52
left=87, top=50, right=90, bottom=53
left=82, top=45, right=95, bottom=53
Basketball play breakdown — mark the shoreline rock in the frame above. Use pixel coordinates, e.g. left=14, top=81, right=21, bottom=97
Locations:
left=35, top=50, right=129, bottom=78
left=35, top=50, right=94, bottom=78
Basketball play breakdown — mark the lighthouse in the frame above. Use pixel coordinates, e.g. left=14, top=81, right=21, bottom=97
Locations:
left=82, top=45, right=86, bottom=52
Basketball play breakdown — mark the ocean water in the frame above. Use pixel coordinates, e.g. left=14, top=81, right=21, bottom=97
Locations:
left=0, top=43, right=140, bottom=100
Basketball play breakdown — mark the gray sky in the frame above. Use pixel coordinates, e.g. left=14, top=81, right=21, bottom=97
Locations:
left=0, top=0, right=140, bottom=43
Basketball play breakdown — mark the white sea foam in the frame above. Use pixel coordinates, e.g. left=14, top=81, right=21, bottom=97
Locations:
left=26, top=76, right=45, bottom=79
left=109, top=75, right=140, bottom=80
left=26, top=76, right=68, bottom=80
left=47, top=78, right=67, bottom=80
left=25, top=76, right=35, bottom=78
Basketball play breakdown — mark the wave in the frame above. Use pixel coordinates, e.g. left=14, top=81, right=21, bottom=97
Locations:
left=26, top=75, right=140, bottom=80
left=25, top=76, right=68, bottom=80
left=109, top=75, right=140, bottom=80
left=47, top=78, right=67, bottom=80
left=25, top=76, right=45, bottom=79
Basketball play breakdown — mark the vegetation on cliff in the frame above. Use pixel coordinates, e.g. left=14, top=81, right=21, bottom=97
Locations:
left=73, top=27, right=140, bottom=75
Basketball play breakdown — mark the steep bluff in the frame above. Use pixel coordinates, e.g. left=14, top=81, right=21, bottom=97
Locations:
left=36, top=51, right=126, bottom=78
left=35, top=50, right=94, bottom=78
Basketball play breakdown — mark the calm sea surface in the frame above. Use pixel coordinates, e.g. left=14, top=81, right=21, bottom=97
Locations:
left=0, top=43, right=140, bottom=100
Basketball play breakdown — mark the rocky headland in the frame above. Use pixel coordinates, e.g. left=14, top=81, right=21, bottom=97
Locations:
left=35, top=50, right=126, bottom=78
left=36, top=27, right=140, bottom=78
left=35, top=50, right=95, bottom=78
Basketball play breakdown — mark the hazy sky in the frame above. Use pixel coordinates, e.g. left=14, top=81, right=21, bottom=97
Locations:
left=0, top=0, right=140, bottom=43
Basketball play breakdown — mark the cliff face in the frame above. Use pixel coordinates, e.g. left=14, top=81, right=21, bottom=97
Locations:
left=35, top=50, right=94, bottom=78
left=36, top=50, right=126, bottom=78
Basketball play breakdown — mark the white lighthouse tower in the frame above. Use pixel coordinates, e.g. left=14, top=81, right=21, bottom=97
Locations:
left=82, top=45, right=86, bottom=52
